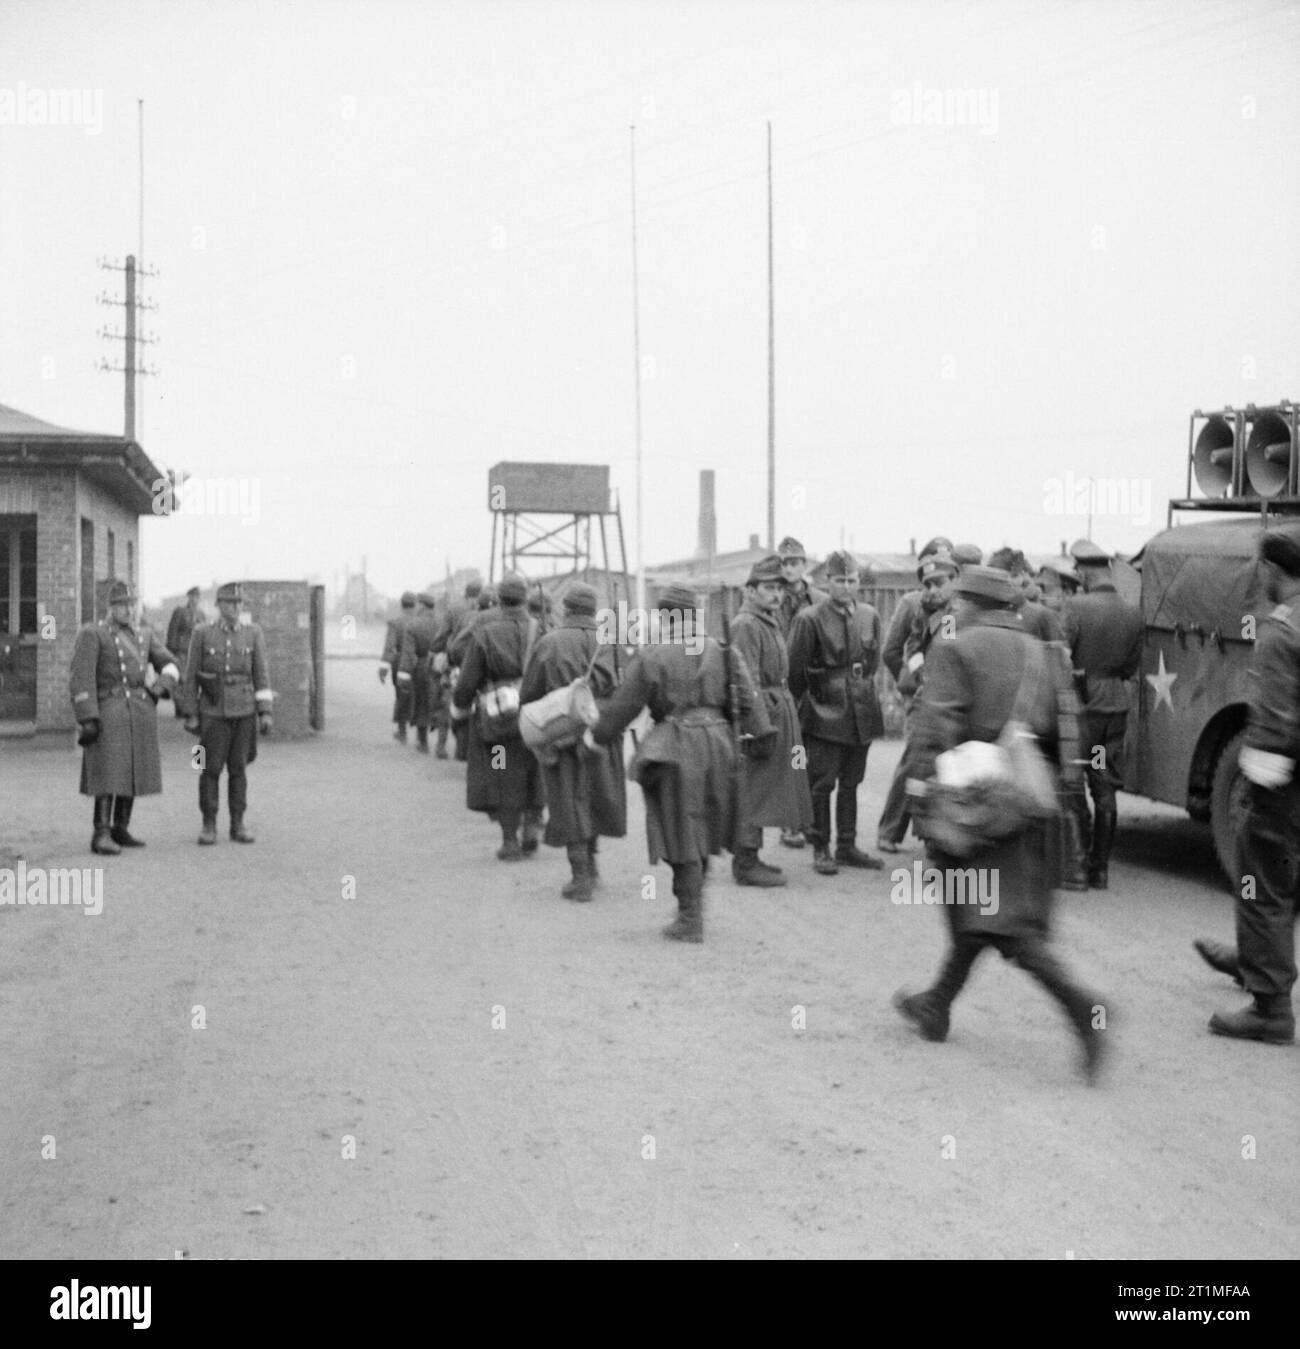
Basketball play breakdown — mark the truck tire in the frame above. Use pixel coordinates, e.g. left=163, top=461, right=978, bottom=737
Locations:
left=1210, top=730, right=1250, bottom=889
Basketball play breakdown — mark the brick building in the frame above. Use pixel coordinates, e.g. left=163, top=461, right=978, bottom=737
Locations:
left=0, top=402, right=167, bottom=736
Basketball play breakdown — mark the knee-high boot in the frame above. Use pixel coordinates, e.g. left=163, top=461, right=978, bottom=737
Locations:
left=1087, top=807, right=1117, bottom=889
left=111, top=795, right=145, bottom=847
left=92, top=796, right=121, bottom=855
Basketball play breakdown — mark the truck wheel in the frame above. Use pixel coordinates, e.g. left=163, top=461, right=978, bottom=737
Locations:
left=1210, top=730, right=1250, bottom=889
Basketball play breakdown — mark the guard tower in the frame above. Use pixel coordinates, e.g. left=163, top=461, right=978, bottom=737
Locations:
left=487, top=462, right=630, bottom=595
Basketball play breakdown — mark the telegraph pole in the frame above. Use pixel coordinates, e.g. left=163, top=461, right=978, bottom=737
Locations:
left=767, top=120, right=775, bottom=551
left=98, top=253, right=158, bottom=441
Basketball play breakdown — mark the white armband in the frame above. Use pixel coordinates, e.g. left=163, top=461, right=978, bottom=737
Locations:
left=255, top=689, right=274, bottom=705
left=1239, top=747, right=1294, bottom=788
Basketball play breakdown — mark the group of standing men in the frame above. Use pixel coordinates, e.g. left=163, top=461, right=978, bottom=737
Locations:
left=70, top=581, right=273, bottom=852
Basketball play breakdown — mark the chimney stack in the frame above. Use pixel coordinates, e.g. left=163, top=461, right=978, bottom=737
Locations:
left=749, top=533, right=760, bottom=550
left=697, top=469, right=717, bottom=560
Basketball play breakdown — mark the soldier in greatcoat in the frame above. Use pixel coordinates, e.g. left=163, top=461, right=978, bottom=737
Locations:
left=379, top=591, right=417, bottom=742
left=893, top=566, right=1107, bottom=1085
left=1061, top=539, right=1144, bottom=888
left=182, top=582, right=273, bottom=845
left=729, top=555, right=811, bottom=886
left=787, top=550, right=886, bottom=876
left=452, top=573, right=544, bottom=859
left=589, top=583, right=770, bottom=943
left=446, top=583, right=495, bottom=761
left=395, top=592, right=440, bottom=753
left=519, top=582, right=626, bottom=901
left=69, top=579, right=181, bottom=854
left=1208, top=531, right=1300, bottom=1045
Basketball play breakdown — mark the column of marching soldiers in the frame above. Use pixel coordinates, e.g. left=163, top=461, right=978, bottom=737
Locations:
left=380, top=531, right=1300, bottom=1081
left=64, top=531, right=1299, bottom=1086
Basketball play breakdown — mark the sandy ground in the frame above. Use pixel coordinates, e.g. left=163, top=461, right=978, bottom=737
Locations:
left=0, top=658, right=1295, bottom=1260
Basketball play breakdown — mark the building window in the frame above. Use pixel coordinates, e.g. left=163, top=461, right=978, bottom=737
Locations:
left=0, top=515, right=38, bottom=634
left=81, top=518, right=95, bottom=625
left=107, top=528, right=116, bottom=581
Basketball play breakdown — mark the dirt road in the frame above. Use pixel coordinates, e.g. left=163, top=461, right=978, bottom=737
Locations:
left=1, top=660, right=1295, bottom=1259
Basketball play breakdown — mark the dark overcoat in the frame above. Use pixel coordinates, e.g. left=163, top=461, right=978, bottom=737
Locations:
left=592, top=635, right=770, bottom=864
left=910, top=609, right=1080, bottom=939
left=453, top=605, right=543, bottom=817
left=398, top=611, right=442, bottom=728
left=519, top=616, right=627, bottom=845
left=1061, top=584, right=1143, bottom=714
left=730, top=598, right=813, bottom=830
left=70, top=619, right=179, bottom=797
left=787, top=597, right=885, bottom=745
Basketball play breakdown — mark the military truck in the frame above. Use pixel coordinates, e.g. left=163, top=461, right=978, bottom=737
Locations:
left=1119, top=403, right=1299, bottom=884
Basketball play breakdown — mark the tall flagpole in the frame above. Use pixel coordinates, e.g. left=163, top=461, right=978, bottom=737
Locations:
left=766, top=120, right=775, bottom=551
left=137, top=98, right=146, bottom=440
left=630, top=125, right=646, bottom=626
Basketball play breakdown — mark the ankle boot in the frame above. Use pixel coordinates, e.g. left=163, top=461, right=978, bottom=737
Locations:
left=834, top=837, right=884, bottom=869
left=562, top=846, right=595, bottom=901
left=811, top=798, right=838, bottom=874
left=663, top=863, right=704, bottom=942
left=1209, top=995, right=1295, bottom=1044
left=521, top=814, right=541, bottom=855
left=394, top=721, right=408, bottom=743
left=198, top=816, right=218, bottom=846
left=91, top=796, right=121, bottom=855
left=497, top=821, right=523, bottom=860
left=230, top=813, right=255, bottom=843
left=732, top=847, right=786, bottom=887
left=1087, top=807, right=1116, bottom=889
left=416, top=726, right=430, bottom=753
left=435, top=725, right=449, bottom=759
left=111, top=796, right=145, bottom=847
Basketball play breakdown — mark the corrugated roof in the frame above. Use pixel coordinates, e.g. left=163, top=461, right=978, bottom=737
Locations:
left=0, top=403, right=121, bottom=442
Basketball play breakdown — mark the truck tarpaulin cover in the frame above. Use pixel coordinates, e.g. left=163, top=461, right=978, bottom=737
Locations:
left=1134, top=518, right=1300, bottom=634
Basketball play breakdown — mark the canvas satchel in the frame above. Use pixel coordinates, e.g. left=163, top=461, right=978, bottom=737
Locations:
left=918, top=642, right=1059, bottom=858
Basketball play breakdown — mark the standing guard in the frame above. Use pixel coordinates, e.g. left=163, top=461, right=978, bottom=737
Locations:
left=69, top=579, right=180, bottom=854
left=182, top=583, right=273, bottom=845
left=589, top=584, right=770, bottom=942
left=729, top=555, right=812, bottom=886
left=380, top=591, right=417, bottom=742
left=1209, top=531, right=1300, bottom=1044
left=1061, top=539, right=1144, bottom=889
left=519, top=582, right=626, bottom=900
left=788, top=550, right=886, bottom=875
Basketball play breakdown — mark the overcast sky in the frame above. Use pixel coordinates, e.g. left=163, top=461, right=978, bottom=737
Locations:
left=2, top=0, right=1298, bottom=603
